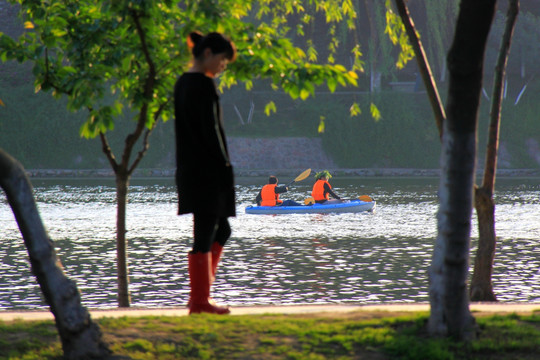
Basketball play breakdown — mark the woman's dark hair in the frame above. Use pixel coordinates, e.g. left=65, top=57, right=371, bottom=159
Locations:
left=188, top=31, right=236, bottom=62
left=268, top=176, right=278, bottom=184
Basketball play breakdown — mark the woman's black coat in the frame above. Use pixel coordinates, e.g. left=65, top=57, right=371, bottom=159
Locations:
left=174, top=72, right=236, bottom=217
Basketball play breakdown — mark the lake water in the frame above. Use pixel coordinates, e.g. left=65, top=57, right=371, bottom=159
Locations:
left=1, top=177, right=539, bottom=310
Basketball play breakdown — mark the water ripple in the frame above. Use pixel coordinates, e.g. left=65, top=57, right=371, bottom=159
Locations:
left=0, top=177, right=539, bottom=309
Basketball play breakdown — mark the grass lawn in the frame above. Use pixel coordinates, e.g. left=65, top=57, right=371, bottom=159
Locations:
left=1, top=310, right=539, bottom=359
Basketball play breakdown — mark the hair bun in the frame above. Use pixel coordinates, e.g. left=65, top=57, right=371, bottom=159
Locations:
left=187, top=31, right=236, bottom=62
left=187, top=31, right=203, bottom=49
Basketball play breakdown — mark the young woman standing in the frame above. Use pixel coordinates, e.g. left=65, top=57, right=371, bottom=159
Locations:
left=174, top=31, right=236, bottom=314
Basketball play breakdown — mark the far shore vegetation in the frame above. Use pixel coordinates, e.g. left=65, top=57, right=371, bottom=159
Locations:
left=2, top=79, right=540, bottom=171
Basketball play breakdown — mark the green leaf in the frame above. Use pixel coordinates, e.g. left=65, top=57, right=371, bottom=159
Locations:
left=287, top=85, right=300, bottom=100
left=79, top=121, right=95, bottom=139
left=317, top=116, right=325, bottom=134
left=62, top=66, right=77, bottom=74
left=350, top=102, right=361, bottom=117
left=370, top=103, right=381, bottom=121
left=161, top=111, right=170, bottom=123
left=51, top=28, right=67, bottom=37
left=327, top=77, right=337, bottom=92
left=112, top=101, right=124, bottom=115
left=264, top=101, right=277, bottom=116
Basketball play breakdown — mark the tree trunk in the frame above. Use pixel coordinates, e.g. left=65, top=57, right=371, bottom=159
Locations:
left=0, top=149, right=111, bottom=358
left=471, top=187, right=497, bottom=301
left=428, top=0, right=497, bottom=341
left=370, top=68, right=382, bottom=92
left=429, top=124, right=478, bottom=340
left=470, top=0, right=519, bottom=302
left=116, top=170, right=131, bottom=307
left=364, top=0, right=381, bottom=92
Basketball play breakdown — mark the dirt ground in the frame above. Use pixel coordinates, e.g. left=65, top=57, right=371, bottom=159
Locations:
left=1, top=303, right=538, bottom=322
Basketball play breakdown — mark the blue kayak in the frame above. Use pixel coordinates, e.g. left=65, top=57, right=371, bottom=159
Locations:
left=245, top=199, right=376, bottom=215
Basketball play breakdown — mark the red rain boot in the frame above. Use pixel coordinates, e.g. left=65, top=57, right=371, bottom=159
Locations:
left=187, top=243, right=225, bottom=308
left=188, top=251, right=230, bottom=315
left=210, top=242, right=225, bottom=282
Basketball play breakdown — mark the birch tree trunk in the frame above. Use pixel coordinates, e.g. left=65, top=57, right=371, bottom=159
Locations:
left=0, top=149, right=111, bottom=358
left=428, top=0, right=497, bottom=340
left=471, top=0, right=519, bottom=302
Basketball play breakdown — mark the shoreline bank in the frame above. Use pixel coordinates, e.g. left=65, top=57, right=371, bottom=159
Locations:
left=1, top=303, right=539, bottom=322
left=24, top=168, right=540, bottom=179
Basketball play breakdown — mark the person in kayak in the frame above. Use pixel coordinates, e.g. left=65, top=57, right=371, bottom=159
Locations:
left=256, top=176, right=301, bottom=206
left=174, top=31, right=236, bottom=315
left=311, top=170, right=342, bottom=204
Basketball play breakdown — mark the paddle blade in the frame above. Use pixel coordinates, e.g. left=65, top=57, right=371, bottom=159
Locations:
left=358, top=195, right=373, bottom=202
left=294, top=168, right=311, bottom=182
left=304, top=197, right=315, bottom=205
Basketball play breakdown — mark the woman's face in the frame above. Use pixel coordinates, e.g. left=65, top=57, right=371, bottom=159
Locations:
left=203, top=49, right=229, bottom=78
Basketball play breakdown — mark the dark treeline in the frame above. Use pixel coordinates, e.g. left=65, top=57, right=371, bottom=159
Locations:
left=2, top=80, right=540, bottom=170
left=1, top=0, right=540, bottom=170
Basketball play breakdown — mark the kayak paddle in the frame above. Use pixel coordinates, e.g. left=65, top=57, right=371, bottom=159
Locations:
left=358, top=195, right=373, bottom=202
left=286, top=168, right=311, bottom=187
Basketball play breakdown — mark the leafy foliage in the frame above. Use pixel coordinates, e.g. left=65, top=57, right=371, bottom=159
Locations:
left=384, top=0, right=414, bottom=70
left=0, top=0, right=360, bottom=142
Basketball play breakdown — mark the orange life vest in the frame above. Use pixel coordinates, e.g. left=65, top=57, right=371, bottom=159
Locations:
left=311, top=179, right=330, bottom=201
left=261, top=184, right=282, bottom=206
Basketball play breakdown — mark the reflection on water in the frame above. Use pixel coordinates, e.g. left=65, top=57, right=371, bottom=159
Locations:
left=1, top=177, right=539, bottom=310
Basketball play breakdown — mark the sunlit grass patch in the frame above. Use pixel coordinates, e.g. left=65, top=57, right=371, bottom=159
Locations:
left=1, top=311, right=539, bottom=359
left=0, top=320, right=60, bottom=359
left=472, top=313, right=540, bottom=355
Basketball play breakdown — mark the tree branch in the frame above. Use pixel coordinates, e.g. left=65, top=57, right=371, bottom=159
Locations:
left=99, top=132, right=119, bottom=173
left=481, top=0, right=519, bottom=191
left=130, top=9, right=157, bottom=81
left=119, top=9, right=158, bottom=174
left=128, top=102, right=168, bottom=174
left=394, top=0, right=446, bottom=138
left=128, top=124, right=156, bottom=175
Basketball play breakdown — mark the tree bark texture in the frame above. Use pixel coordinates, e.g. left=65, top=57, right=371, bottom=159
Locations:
left=471, top=187, right=497, bottom=301
left=0, top=149, right=111, bottom=358
left=428, top=0, right=497, bottom=341
left=471, top=0, right=519, bottom=302
left=116, top=172, right=131, bottom=308
left=430, top=126, right=478, bottom=340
